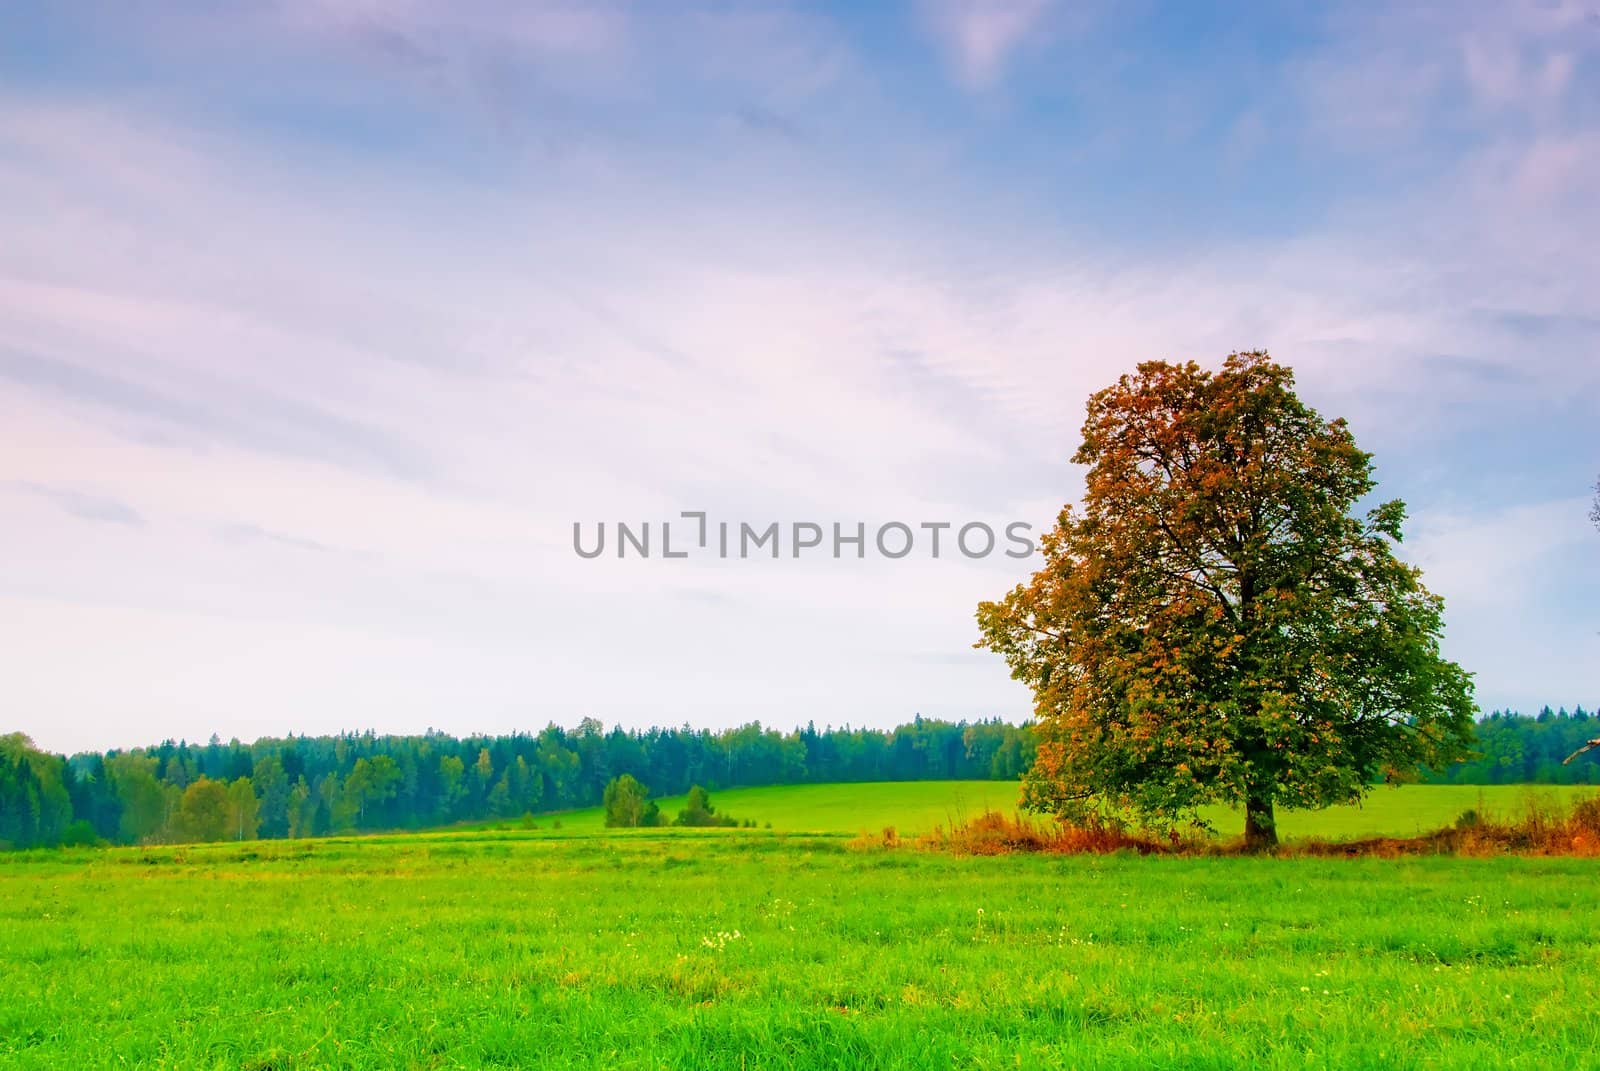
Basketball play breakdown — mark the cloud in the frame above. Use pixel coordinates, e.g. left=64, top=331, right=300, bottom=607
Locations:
left=14, top=483, right=145, bottom=527
left=922, top=0, right=1054, bottom=89
left=0, top=5, right=1596, bottom=751
left=216, top=522, right=338, bottom=555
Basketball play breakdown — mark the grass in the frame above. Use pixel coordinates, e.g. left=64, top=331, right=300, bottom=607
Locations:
left=529, top=780, right=1599, bottom=840
left=4, top=783, right=1599, bottom=1069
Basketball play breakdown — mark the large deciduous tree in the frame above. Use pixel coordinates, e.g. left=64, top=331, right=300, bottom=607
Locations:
left=977, top=352, right=1475, bottom=849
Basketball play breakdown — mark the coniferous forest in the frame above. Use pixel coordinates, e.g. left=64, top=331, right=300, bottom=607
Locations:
left=1, top=708, right=1595, bottom=849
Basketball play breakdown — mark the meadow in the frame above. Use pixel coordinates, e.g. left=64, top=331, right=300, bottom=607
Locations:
left=531, top=780, right=1599, bottom=840
left=4, top=782, right=1599, bottom=1069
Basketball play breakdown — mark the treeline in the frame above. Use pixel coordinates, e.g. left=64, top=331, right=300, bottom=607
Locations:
left=0, top=717, right=1036, bottom=849
left=6, top=707, right=1598, bottom=850
left=1423, top=707, right=1600, bottom=785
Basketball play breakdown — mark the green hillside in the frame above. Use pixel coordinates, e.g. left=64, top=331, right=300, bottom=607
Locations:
left=532, top=780, right=1599, bottom=841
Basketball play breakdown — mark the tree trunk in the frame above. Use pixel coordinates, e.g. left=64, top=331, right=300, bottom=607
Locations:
left=1243, top=785, right=1278, bottom=852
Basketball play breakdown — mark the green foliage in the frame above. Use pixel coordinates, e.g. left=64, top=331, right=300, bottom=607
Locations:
left=980, top=354, right=1476, bottom=848
left=59, top=819, right=100, bottom=847
left=676, top=784, right=738, bottom=827
left=107, top=754, right=166, bottom=844
left=175, top=778, right=229, bottom=843
left=225, top=777, right=261, bottom=841
left=602, top=774, right=655, bottom=828
left=0, top=734, right=71, bottom=849
left=251, top=756, right=290, bottom=838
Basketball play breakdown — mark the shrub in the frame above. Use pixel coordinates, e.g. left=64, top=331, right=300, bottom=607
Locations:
left=59, top=820, right=100, bottom=848
left=675, top=785, right=738, bottom=828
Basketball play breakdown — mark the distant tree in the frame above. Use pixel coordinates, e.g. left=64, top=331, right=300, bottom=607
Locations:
left=1591, top=474, right=1599, bottom=532
left=344, top=756, right=401, bottom=827
left=108, top=754, right=167, bottom=844
left=978, top=353, right=1476, bottom=849
left=251, top=756, right=291, bottom=838
left=0, top=735, right=71, bottom=847
left=675, top=785, right=737, bottom=827
left=175, top=777, right=230, bottom=842
left=436, top=756, right=466, bottom=823
left=315, top=773, right=341, bottom=833
left=287, top=777, right=313, bottom=838
left=472, top=748, right=494, bottom=802
left=226, top=777, right=261, bottom=841
left=602, top=774, right=652, bottom=828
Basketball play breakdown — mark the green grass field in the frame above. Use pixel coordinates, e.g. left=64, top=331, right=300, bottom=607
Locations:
left=5, top=782, right=1599, bottom=1069
left=532, top=780, right=1598, bottom=840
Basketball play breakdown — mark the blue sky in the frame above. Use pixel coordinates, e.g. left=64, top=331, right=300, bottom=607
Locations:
left=2, top=1, right=1597, bottom=754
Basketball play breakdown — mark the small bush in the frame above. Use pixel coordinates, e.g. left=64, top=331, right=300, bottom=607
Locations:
left=59, top=820, right=101, bottom=848
left=674, top=785, right=740, bottom=828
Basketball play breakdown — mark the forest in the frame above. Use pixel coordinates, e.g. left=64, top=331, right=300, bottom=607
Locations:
left=0, top=707, right=1594, bottom=850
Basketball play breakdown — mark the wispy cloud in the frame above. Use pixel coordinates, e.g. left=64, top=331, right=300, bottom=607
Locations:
left=14, top=483, right=145, bottom=527
left=921, top=0, right=1055, bottom=89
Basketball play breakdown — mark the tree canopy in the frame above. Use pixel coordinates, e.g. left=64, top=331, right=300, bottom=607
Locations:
left=602, top=774, right=659, bottom=828
left=977, top=352, right=1476, bottom=848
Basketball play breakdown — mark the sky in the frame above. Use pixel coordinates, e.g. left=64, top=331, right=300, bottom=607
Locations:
left=2, top=1, right=1597, bottom=756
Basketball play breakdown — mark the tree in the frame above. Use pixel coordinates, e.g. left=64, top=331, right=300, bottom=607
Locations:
left=675, top=784, right=736, bottom=827
left=226, top=777, right=261, bottom=841
left=108, top=753, right=167, bottom=844
left=343, top=756, right=401, bottom=827
left=252, top=756, right=291, bottom=838
left=602, top=774, right=651, bottom=828
left=977, top=353, right=1476, bottom=849
left=1591, top=474, right=1599, bottom=532
left=175, top=777, right=230, bottom=842
left=287, top=777, right=313, bottom=838
left=0, top=735, right=71, bottom=847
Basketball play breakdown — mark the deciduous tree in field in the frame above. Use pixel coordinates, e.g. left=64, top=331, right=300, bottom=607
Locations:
left=977, top=352, right=1476, bottom=849
left=602, top=774, right=655, bottom=828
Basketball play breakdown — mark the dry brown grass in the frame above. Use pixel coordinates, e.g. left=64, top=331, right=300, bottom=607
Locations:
left=915, top=810, right=1181, bottom=856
